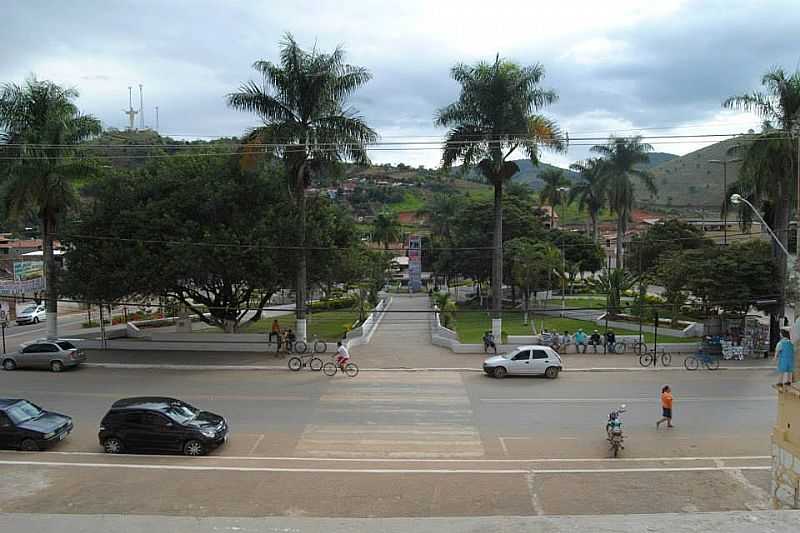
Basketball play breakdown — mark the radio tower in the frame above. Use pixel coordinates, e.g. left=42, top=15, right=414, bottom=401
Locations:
left=123, top=86, right=138, bottom=130
left=138, top=84, right=145, bottom=130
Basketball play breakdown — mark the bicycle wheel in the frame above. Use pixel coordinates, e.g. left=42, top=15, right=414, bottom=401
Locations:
left=633, top=342, right=646, bottom=355
left=705, top=357, right=720, bottom=371
left=344, top=362, right=359, bottom=377
left=660, top=351, right=672, bottom=367
left=309, top=357, right=323, bottom=371
left=322, top=362, right=337, bottom=376
left=684, top=356, right=699, bottom=371
left=615, top=343, right=626, bottom=354
left=314, top=340, right=327, bottom=353
left=288, top=357, right=302, bottom=371
left=639, top=352, right=654, bottom=367
left=294, top=340, right=308, bottom=354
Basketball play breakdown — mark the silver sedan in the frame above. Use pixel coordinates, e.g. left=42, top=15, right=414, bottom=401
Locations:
left=2, top=339, right=86, bottom=372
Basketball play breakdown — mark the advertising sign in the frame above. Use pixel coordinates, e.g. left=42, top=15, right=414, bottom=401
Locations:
left=407, top=235, right=422, bottom=292
left=14, top=261, right=44, bottom=281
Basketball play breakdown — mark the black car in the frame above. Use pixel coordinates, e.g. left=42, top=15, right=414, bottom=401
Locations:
left=98, top=397, right=229, bottom=456
left=0, top=399, right=73, bottom=451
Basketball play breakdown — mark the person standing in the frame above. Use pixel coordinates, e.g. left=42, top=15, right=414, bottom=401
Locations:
left=776, top=329, right=795, bottom=387
left=656, top=385, right=673, bottom=429
left=268, top=319, right=281, bottom=344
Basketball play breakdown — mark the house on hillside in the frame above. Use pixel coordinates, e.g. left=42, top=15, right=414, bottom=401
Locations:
left=539, top=206, right=559, bottom=229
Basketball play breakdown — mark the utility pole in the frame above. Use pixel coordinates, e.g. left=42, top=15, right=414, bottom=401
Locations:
left=709, top=158, right=742, bottom=245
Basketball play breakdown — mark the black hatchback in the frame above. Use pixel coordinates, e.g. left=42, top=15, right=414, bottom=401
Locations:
left=0, top=399, right=73, bottom=451
left=98, top=397, right=228, bottom=456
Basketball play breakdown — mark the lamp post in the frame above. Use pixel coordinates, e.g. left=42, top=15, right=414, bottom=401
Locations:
left=709, top=158, right=742, bottom=245
left=557, top=186, right=570, bottom=318
left=730, top=194, right=789, bottom=256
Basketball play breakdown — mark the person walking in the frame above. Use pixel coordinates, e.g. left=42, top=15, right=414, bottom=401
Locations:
left=776, top=329, right=795, bottom=387
left=656, top=385, right=674, bottom=429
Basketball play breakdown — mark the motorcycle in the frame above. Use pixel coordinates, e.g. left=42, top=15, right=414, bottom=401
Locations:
left=606, top=404, right=626, bottom=458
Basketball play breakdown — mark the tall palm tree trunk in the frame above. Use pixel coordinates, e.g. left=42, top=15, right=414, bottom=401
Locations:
left=295, top=168, right=307, bottom=341
left=492, top=180, right=503, bottom=321
left=615, top=211, right=625, bottom=269
left=42, top=216, right=58, bottom=339
left=590, top=211, right=599, bottom=244
left=770, top=192, right=791, bottom=351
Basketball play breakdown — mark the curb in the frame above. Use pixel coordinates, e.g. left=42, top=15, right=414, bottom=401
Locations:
left=83, top=363, right=775, bottom=373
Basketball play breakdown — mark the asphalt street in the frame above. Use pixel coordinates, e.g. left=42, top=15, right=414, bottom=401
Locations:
left=0, top=365, right=780, bottom=517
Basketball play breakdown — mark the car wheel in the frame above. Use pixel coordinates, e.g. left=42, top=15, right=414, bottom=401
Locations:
left=2, top=358, right=16, bottom=371
left=33, top=317, right=39, bottom=324
left=493, top=366, right=507, bottom=379
left=50, top=360, right=64, bottom=372
left=184, top=439, right=206, bottom=456
left=20, top=438, right=39, bottom=452
left=545, top=366, right=560, bottom=379
left=103, top=437, right=123, bottom=454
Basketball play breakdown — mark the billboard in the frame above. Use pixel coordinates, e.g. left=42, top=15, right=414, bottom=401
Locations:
left=407, top=235, right=422, bottom=292
left=14, top=261, right=43, bottom=281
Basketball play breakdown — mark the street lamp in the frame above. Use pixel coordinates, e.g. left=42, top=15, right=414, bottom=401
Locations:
left=557, top=186, right=570, bottom=317
left=709, top=158, right=742, bottom=245
left=730, top=194, right=789, bottom=256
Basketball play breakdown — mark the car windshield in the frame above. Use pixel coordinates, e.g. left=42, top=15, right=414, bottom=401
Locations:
left=5, top=401, right=43, bottom=424
left=163, top=402, right=199, bottom=423
left=21, top=306, right=36, bottom=314
left=56, top=341, right=76, bottom=350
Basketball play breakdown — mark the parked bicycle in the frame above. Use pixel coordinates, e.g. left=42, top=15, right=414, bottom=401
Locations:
left=288, top=353, right=324, bottom=372
left=293, top=335, right=327, bottom=355
left=639, top=349, right=672, bottom=367
left=631, top=341, right=648, bottom=355
left=684, top=350, right=720, bottom=370
left=607, top=341, right=626, bottom=354
left=323, top=359, right=359, bottom=377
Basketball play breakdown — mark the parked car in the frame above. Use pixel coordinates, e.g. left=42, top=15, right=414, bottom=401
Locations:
left=2, top=339, right=86, bottom=372
left=483, top=345, right=562, bottom=379
left=0, top=398, right=73, bottom=451
left=98, top=397, right=229, bottom=456
left=15, top=304, right=46, bottom=325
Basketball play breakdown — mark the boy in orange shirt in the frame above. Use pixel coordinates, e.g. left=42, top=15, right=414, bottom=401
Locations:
left=656, top=385, right=674, bottom=429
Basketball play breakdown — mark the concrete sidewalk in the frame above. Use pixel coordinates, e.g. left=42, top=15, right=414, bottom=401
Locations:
left=1, top=511, right=798, bottom=533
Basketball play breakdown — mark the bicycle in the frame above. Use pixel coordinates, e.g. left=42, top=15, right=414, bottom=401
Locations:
left=293, top=335, right=327, bottom=355
left=288, top=352, right=325, bottom=372
left=323, top=359, right=359, bottom=377
left=639, top=349, right=672, bottom=367
left=684, top=350, right=720, bottom=371
left=632, top=341, right=648, bottom=355
left=607, top=341, right=626, bottom=354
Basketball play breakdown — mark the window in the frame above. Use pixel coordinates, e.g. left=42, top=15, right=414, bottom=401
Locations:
left=0, top=413, right=12, bottom=428
left=531, top=350, right=549, bottom=359
left=123, top=412, right=144, bottom=425
left=22, top=344, right=46, bottom=353
left=143, top=413, right=170, bottom=427
left=41, top=344, right=60, bottom=353
left=56, top=341, right=76, bottom=350
left=5, top=401, right=43, bottom=424
left=512, top=351, right=530, bottom=361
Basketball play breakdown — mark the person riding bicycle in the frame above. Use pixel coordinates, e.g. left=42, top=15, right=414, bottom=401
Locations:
left=483, top=331, right=497, bottom=354
left=335, top=341, right=351, bottom=369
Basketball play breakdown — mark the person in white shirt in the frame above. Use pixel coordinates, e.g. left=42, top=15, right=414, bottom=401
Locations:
left=335, top=341, right=350, bottom=369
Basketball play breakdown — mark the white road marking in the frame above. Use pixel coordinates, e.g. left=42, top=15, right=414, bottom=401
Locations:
left=0, top=459, right=771, bottom=474
left=0, top=450, right=771, bottom=463
left=248, top=434, right=265, bottom=456
left=480, top=396, right=774, bottom=403
left=714, top=458, right=771, bottom=510
left=498, top=437, right=509, bottom=457
left=526, top=471, right=544, bottom=515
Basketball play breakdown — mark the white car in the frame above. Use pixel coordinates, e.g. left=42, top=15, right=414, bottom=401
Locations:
left=482, top=345, right=562, bottom=379
left=15, top=304, right=46, bottom=326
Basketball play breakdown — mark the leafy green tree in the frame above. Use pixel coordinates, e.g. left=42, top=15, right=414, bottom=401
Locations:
left=626, top=219, right=712, bottom=275
left=547, top=229, right=604, bottom=276
left=569, top=158, right=608, bottom=243
left=435, top=55, right=565, bottom=320
left=655, top=254, right=692, bottom=327
left=507, top=238, right=560, bottom=327
left=371, top=211, right=402, bottom=250
left=539, top=168, right=570, bottom=228
left=591, top=136, right=656, bottom=269
left=62, top=155, right=312, bottom=332
left=226, top=33, right=377, bottom=335
left=0, top=77, right=102, bottom=338
left=434, top=291, right=457, bottom=329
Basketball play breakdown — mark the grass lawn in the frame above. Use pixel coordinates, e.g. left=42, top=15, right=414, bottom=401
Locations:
left=387, top=192, right=425, bottom=213
left=451, top=310, right=698, bottom=344
left=215, top=310, right=361, bottom=341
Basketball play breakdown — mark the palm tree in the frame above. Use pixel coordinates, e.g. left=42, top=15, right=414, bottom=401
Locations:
left=227, top=34, right=377, bottom=338
left=372, top=211, right=402, bottom=250
left=590, top=268, right=638, bottom=318
left=539, top=168, right=570, bottom=228
left=723, top=67, right=800, bottom=340
left=569, top=158, right=608, bottom=243
left=435, top=55, right=566, bottom=326
left=0, top=77, right=101, bottom=339
left=591, top=136, right=656, bottom=269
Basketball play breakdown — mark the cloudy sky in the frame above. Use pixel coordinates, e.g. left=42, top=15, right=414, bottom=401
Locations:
left=4, top=0, right=799, bottom=168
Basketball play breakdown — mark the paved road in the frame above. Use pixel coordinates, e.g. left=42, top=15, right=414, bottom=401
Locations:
left=0, top=365, right=779, bottom=517
left=1, top=312, right=91, bottom=353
